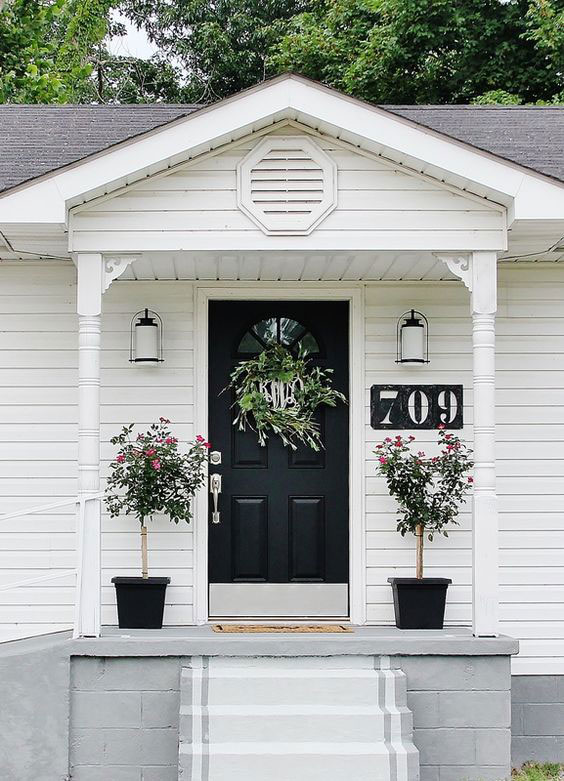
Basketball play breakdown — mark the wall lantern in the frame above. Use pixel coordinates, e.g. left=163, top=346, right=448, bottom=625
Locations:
left=396, top=309, right=429, bottom=364
left=129, top=309, right=163, bottom=364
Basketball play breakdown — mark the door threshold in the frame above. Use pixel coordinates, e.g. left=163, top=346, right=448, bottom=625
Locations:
left=208, top=617, right=351, bottom=624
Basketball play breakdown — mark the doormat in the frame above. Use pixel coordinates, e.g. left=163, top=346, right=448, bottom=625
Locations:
left=212, top=624, right=353, bottom=633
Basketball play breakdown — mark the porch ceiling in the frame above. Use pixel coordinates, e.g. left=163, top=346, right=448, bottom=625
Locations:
left=113, top=245, right=563, bottom=282
left=119, top=251, right=457, bottom=282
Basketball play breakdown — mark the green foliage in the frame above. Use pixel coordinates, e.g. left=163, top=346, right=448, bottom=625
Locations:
left=119, top=0, right=317, bottom=102
left=472, top=90, right=524, bottom=105
left=1, top=0, right=562, bottom=105
left=226, top=344, right=346, bottom=451
left=105, top=418, right=209, bottom=525
left=0, top=0, right=114, bottom=102
left=375, top=428, right=473, bottom=540
left=269, top=0, right=564, bottom=104
left=0, top=0, right=67, bottom=102
left=511, top=763, right=563, bottom=781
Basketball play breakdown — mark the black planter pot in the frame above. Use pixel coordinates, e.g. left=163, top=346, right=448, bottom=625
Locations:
left=111, top=577, right=170, bottom=629
left=388, top=577, right=452, bottom=629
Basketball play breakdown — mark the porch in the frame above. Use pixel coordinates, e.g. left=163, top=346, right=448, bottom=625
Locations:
left=0, top=625, right=517, bottom=781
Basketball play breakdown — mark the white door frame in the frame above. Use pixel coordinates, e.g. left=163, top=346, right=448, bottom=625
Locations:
left=193, top=282, right=366, bottom=625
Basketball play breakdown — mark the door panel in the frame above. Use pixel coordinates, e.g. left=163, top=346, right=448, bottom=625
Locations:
left=288, top=497, right=325, bottom=581
left=208, top=300, right=349, bottom=618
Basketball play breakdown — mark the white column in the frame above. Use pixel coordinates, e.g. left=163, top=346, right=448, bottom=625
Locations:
left=75, top=253, right=103, bottom=638
left=470, top=251, right=499, bottom=636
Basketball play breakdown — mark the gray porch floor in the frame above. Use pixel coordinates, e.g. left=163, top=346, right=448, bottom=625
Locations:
left=69, top=624, right=518, bottom=657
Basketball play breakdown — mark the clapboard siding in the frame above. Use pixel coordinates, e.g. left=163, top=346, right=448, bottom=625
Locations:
left=70, top=126, right=504, bottom=253
left=99, top=280, right=195, bottom=626
left=0, top=263, right=77, bottom=642
left=0, top=266, right=196, bottom=641
left=1, top=261, right=563, bottom=671
left=363, top=265, right=564, bottom=670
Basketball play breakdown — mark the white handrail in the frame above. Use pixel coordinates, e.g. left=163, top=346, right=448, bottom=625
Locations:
left=0, top=493, right=105, bottom=602
left=0, top=492, right=104, bottom=524
left=0, top=570, right=77, bottom=592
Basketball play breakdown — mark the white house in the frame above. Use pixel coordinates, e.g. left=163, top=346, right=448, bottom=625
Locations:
left=0, top=75, right=563, bottom=780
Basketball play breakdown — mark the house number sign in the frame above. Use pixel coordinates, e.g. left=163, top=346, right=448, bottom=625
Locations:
left=371, top=384, right=463, bottom=430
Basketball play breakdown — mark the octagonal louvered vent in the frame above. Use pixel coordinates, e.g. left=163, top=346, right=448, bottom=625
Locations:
left=237, top=136, right=337, bottom=235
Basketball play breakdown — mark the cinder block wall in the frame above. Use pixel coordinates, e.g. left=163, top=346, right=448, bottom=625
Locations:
left=512, top=675, right=564, bottom=766
left=70, top=657, right=181, bottom=781
left=69, top=654, right=513, bottom=781
left=399, top=655, right=512, bottom=781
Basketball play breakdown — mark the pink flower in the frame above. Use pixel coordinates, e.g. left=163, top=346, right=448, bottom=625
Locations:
left=418, top=451, right=426, bottom=457
left=446, top=444, right=454, bottom=451
left=204, top=442, right=211, bottom=449
left=384, top=437, right=392, bottom=443
left=151, top=459, right=161, bottom=470
left=379, top=456, right=387, bottom=464
left=165, top=437, right=177, bottom=445
left=159, top=417, right=170, bottom=424
left=376, top=444, right=383, bottom=449
left=467, top=476, right=474, bottom=483
left=437, top=423, right=446, bottom=430
left=409, top=435, right=416, bottom=441
left=196, top=435, right=205, bottom=443
left=136, top=433, right=145, bottom=441
left=394, top=441, right=402, bottom=447
left=444, top=433, right=452, bottom=440
left=116, top=454, right=125, bottom=463
left=432, top=456, right=438, bottom=463
left=145, top=448, right=156, bottom=457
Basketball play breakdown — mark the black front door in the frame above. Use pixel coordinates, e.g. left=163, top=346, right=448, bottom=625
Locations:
left=208, top=300, right=349, bottom=618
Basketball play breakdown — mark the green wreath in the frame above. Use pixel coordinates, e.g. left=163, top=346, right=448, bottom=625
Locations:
left=225, top=344, right=347, bottom=451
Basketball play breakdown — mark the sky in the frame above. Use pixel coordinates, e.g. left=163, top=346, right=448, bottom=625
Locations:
left=106, top=12, right=159, bottom=60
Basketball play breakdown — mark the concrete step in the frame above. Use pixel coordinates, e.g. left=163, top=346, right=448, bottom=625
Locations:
left=178, top=656, right=419, bottom=781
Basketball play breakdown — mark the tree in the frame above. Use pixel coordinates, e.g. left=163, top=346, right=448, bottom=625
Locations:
left=269, top=0, right=564, bottom=104
left=0, top=0, right=115, bottom=103
left=119, top=0, right=317, bottom=102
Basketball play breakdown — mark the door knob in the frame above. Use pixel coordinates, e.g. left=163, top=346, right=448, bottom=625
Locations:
left=210, top=473, right=222, bottom=524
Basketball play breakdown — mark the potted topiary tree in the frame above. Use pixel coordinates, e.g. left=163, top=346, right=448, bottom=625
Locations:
left=105, top=417, right=209, bottom=629
left=375, top=426, right=473, bottom=629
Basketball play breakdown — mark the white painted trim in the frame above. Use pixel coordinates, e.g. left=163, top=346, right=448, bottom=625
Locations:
left=435, top=252, right=499, bottom=637
left=2, top=75, right=564, bottom=229
left=512, top=658, right=564, bottom=676
left=75, top=253, right=103, bottom=638
left=193, top=282, right=366, bottom=626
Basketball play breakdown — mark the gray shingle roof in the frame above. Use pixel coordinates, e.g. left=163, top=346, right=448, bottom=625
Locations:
left=386, top=105, right=564, bottom=183
left=0, top=102, right=562, bottom=195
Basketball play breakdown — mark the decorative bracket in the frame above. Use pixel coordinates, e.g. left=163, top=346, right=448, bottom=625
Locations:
left=434, top=252, right=497, bottom=315
left=434, top=254, right=473, bottom=291
left=103, top=255, right=140, bottom=292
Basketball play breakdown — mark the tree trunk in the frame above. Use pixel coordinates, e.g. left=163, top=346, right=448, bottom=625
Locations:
left=141, top=524, right=148, bottom=579
left=416, top=524, right=424, bottom=580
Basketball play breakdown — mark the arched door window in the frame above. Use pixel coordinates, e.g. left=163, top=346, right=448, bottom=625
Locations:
left=237, top=316, right=320, bottom=356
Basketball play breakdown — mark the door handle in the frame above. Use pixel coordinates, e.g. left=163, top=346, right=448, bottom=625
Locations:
left=210, top=473, right=222, bottom=524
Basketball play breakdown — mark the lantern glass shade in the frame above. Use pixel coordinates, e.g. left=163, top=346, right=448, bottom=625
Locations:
left=130, top=309, right=163, bottom=363
left=397, top=309, right=429, bottom=364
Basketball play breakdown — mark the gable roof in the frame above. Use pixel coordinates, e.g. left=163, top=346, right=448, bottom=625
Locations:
left=0, top=81, right=562, bottom=196
left=386, top=105, right=564, bottom=183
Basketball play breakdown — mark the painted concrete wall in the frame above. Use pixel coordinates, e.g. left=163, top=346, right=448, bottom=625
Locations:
left=68, top=653, right=512, bottom=781
left=0, top=632, right=70, bottom=781
left=512, top=675, right=564, bottom=765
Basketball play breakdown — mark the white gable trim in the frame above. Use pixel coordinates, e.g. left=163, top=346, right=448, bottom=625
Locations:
left=0, top=75, right=563, bottom=231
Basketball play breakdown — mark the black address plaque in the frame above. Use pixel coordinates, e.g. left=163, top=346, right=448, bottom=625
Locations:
left=371, top=384, right=463, bottom=430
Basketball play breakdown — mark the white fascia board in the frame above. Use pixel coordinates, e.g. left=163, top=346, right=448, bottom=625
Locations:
left=288, top=80, right=564, bottom=221
left=0, top=75, right=563, bottom=228
left=0, top=84, right=295, bottom=226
